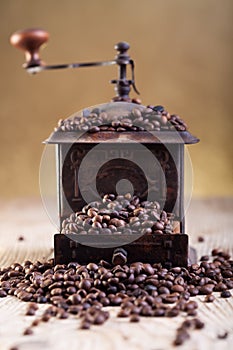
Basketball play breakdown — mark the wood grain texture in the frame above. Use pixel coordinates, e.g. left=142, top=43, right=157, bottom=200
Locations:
left=0, top=197, right=233, bottom=350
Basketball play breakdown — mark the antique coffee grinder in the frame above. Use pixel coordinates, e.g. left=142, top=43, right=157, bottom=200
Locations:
left=10, top=29, right=199, bottom=267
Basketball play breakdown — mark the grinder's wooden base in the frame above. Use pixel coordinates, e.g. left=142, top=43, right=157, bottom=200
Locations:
left=54, top=233, right=190, bottom=267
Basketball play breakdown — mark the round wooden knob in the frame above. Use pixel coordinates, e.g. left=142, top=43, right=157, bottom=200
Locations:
left=10, top=28, right=49, bottom=68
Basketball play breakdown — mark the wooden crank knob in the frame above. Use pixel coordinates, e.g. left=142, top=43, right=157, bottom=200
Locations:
left=10, top=28, right=49, bottom=68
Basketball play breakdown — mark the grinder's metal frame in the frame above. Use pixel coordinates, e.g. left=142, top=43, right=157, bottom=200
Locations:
left=45, top=128, right=198, bottom=267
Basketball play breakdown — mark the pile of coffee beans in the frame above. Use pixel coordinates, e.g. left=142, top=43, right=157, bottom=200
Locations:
left=61, top=193, right=174, bottom=235
left=0, top=249, right=232, bottom=345
left=56, top=105, right=187, bottom=133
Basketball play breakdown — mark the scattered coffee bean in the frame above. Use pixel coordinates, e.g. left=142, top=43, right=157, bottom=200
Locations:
left=129, top=314, right=140, bottom=322
left=31, top=319, right=40, bottom=327
left=18, top=235, right=25, bottom=241
left=0, top=248, right=232, bottom=345
left=220, top=290, right=231, bottom=298
left=0, top=289, right=7, bottom=297
left=193, top=318, right=205, bottom=329
left=205, top=294, right=215, bottom=302
left=174, top=329, right=190, bottom=345
left=80, top=320, right=91, bottom=329
left=217, top=331, right=228, bottom=339
left=23, top=327, right=33, bottom=335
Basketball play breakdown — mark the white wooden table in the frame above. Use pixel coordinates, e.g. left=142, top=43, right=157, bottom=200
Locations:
left=0, top=198, right=232, bottom=350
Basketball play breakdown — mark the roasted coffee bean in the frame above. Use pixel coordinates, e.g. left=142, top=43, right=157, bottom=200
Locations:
left=171, top=285, right=184, bottom=293
left=199, top=284, right=214, bottom=295
left=214, top=283, right=227, bottom=292
left=41, top=314, right=51, bottom=322
left=37, top=296, right=47, bottom=303
left=51, top=288, right=63, bottom=296
left=57, top=310, right=69, bottom=319
left=166, top=307, right=180, bottom=317
left=220, top=290, right=231, bottom=298
left=188, top=287, right=199, bottom=296
left=25, top=308, right=36, bottom=316
left=80, top=320, right=91, bottom=329
left=66, top=286, right=77, bottom=294
left=217, top=331, right=228, bottom=339
left=92, top=313, right=105, bottom=325
left=158, top=286, right=170, bottom=295
left=187, top=309, right=197, bottom=316
left=205, top=294, right=215, bottom=302
left=79, top=279, right=92, bottom=291
left=31, top=319, right=40, bottom=327
left=0, top=289, right=7, bottom=297
left=117, top=309, right=130, bottom=317
left=129, top=314, right=140, bottom=322
left=141, top=305, right=153, bottom=316
left=162, top=294, right=179, bottom=304
left=174, top=330, right=190, bottom=345
left=193, top=318, right=205, bottom=329
left=18, top=291, right=33, bottom=301
left=153, top=308, right=165, bottom=317
left=23, top=328, right=33, bottom=335
left=68, top=305, right=81, bottom=315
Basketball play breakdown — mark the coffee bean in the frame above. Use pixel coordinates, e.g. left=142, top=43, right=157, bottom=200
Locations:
left=199, top=284, right=214, bottom=295
left=205, top=294, right=215, bottom=302
left=31, top=319, right=40, bottom=327
left=220, top=290, right=231, bottom=298
left=153, top=308, right=165, bottom=317
left=79, top=279, right=92, bottom=291
left=217, top=331, right=228, bottom=339
left=184, top=301, right=198, bottom=311
left=166, top=307, right=180, bottom=317
left=162, top=294, right=179, bottom=304
left=187, top=309, right=197, bottom=316
left=129, top=314, right=140, bottom=322
left=174, top=330, right=190, bottom=345
left=158, top=286, right=170, bottom=295
left=23, top=328, right=33, bottom=335
left=193, top=318, right=205, bottom=329
left=181, top=319, right=192, bottom=329
left=214, top=283, right=227, bottom=292
left=117, top=309, right=130, bottom=317
left=18, top=291, right=33, bottom=301
left=57, top=310, right=69, bottom=319
left=188, top=287, right=199, bottom=296
left=51, top=288, right=63, bottom=296
left=141, top=305, right=153, bottom=316
left=26, top=308, right=36, bottom=316
left=37, top=296, right=47, bottom=303
left=0, top=289, right=7, bottom=297
left=171, top=285, right=184, bottom=293
left=80, top=320, right=91, bottom=329
left=89, top=126, right=100, bottom=133
left=41, top=314, right=51, bottom=322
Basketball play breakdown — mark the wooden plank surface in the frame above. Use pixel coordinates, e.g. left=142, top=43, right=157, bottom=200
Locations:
left=0, top=197, right=233, bottom=350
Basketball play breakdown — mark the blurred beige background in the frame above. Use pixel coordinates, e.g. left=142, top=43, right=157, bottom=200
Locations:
left=0, top=0, right=232, bottom=198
